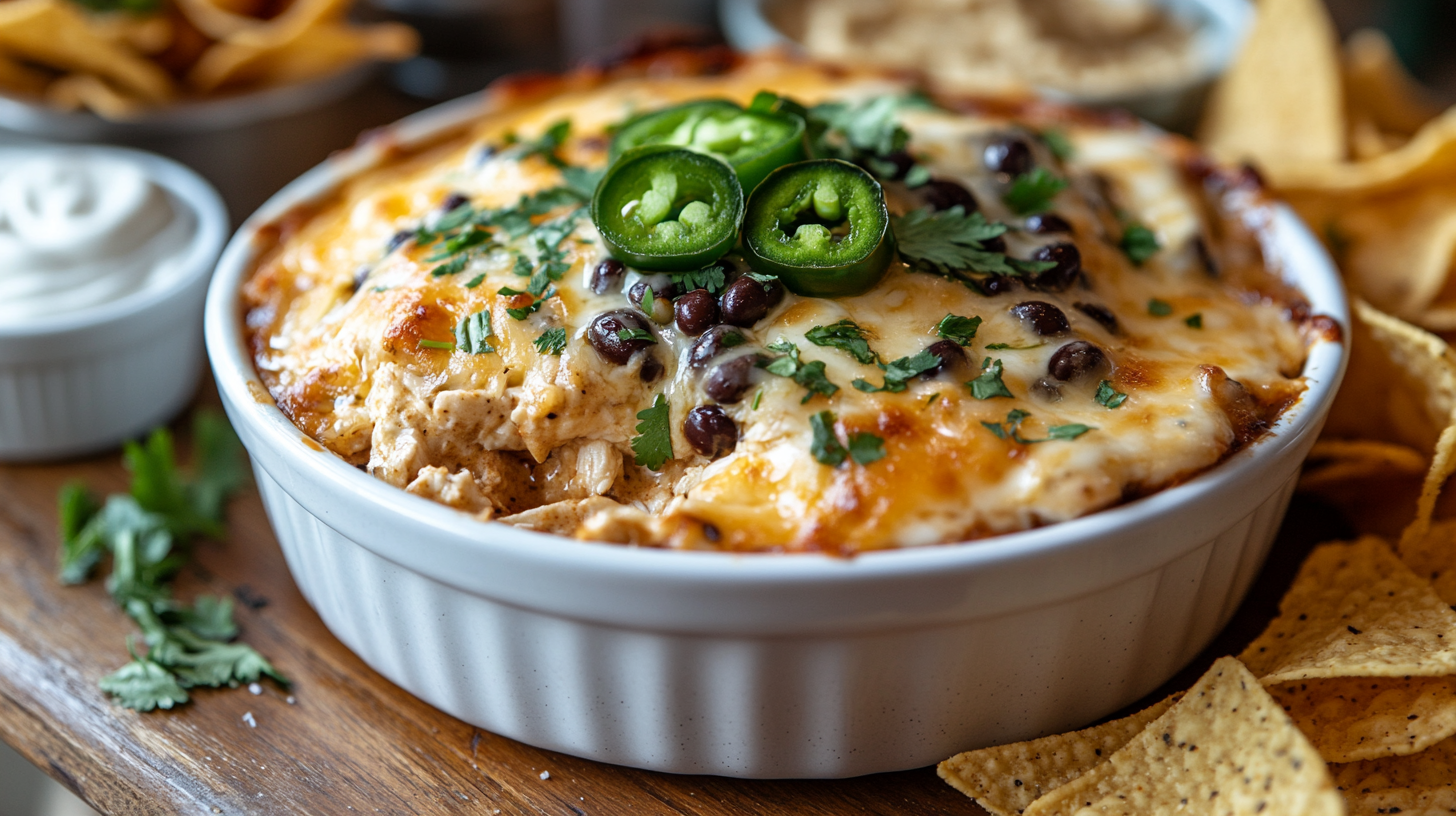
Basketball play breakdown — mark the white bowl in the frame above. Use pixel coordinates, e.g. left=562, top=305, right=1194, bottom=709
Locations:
left=204, top=93, right=1347, bottom=778
left=0, top=146, right=228, bottom=461
left=719, top=0, right=1253, bottom=131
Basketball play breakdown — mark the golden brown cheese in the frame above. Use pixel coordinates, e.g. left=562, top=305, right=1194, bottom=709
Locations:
left=244, top=54, right=1319, bottom=555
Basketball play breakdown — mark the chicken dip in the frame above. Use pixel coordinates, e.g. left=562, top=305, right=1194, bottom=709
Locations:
left=243, top=52, right=1331, bottom=554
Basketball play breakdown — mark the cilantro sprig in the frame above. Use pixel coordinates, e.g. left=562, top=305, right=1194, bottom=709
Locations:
left=59, top=411, right=287, bottom=712
left=632, top=394, right=673, bottom=470
left=893, top=207, right=1054, bottom=282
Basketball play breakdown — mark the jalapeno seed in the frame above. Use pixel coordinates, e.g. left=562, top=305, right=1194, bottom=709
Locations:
left=704, top=354, right=759, bottom=403
left=1011, top=301, right=1071, bottom=335
left=675, top=289, right=719, bottom=336
left=984, top=137, right=1033, bottom=177
left=684, top=405, right=738, bottom=458
left=591, top=259, right=625, bottom=295
left=587, top=310, right=655, bottom=364
left=1047, top=340, right=1108, bottom=382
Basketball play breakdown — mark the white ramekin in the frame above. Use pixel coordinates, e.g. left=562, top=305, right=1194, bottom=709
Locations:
left=205, top=95, right=1348, bottom=778
left=0, top=147, right=228, bottom=461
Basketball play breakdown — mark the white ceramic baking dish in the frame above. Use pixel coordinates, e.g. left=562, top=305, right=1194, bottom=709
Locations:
left=0, top=146, right=227, bottom=461
left=204, top=93, right=1348, bottom=778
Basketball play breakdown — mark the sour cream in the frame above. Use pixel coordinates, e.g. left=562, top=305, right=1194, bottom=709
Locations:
left=0, top=150, right=197, bottom=324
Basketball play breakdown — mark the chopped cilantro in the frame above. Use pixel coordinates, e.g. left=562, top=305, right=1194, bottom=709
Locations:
left=903, top=164, right=932, bottom=188
left=1147, top=298, right=1173, bottom=317
left=926, top=392, right=941, bottom=407
left=847, top=432, right=887, bottom=466
left=505, top=286, right=555, bottom=321
left=852, top=350, right=941, bottom=393
left=808, top=96, right=910, bottom=161
left=1003, top=168, right=1068, bottom=215
left=722, top=331, right=747, bottom=349
left=982, top=409, right=1094, bottom=444
left=759, top=341, right=839, bottom=403
left=751, top=390, right=762, bottom=410
left=985, top=342, right=1043, bottom=350
left=806, top=319, right=879, bottom=365
left=631, top=394, right=673, bottom=470
left=935, top=314, right=982, bottom=346
left=431, top=255, right=469, bottom=278
left=561, top=165, right=605, bottom=199
left=1185, top=313, right=1203, bottom=329
left=515, top=119, right=572, bottom=168
left=1041, top=128, right=1074, bottom=161
left=534, top=327, right=568, bottom=356
left=967, top=357, right=1013, bottom=399
left=418, top=339, right=455, bottom=350
left=616, top=327, right=656, bottom=343
left=809, top=411, right=848, bottom=467
left=464, top=274, right=485, bottom=289
left=513, top=253, right=534, bottom=277
left=455, top=311, right=495, bottom=354
left=59, top=413, right=286, bottom=712
left=1095, top=380, right=1128, bottom=409
left=669, top=265, right=728, bottom=295
left=893, top=207, right=1054, bottom=279
left=1120, top=224, right=1161, bottom=265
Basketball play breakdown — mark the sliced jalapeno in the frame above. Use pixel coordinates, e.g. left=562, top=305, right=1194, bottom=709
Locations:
left=592, top=145, right=744, bottom=271
left=742, top=159, right=895, bottom=298
left=611, top=99, right=807, bottom=194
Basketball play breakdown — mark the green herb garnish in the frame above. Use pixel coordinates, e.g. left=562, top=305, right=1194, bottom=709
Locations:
left=1147, top=298, right=1173, bottom=317
left=1185, top=313, right=1204, bottom=329
left=967, top=357, right=1013, bottom=400
left=1003, top=168, right=1068, bottom=215
left=809, top=410, right=847, bottom=466
left=455, top=311, right=495, bottom=354
left=631, top=394, right=673, bottom=470
left=935, top=314, right=982, bottom=346
left=852, top=350, right=941, bottom=393
left=59, top=412, right=286, bottom=712
left=893, top=207, right=1054, bottom=280
left=982, top=409, right=1094, bottom=444
left=984, top=342, right=1043, bottom=350
left=616, top=328, right=656, bottom=343
left=806, top=319, right=880, bottom=365
left=1095, top=380, right=1128, bottom=409
left=534, top=327, right=567, bottom=355
left=760, top=341, right=839, bottom=404
left=669, top=265, right=728, bottom=295
left=418, top=339, right=456, bottom=350
left=1120, top=224, right=1161, bottom=265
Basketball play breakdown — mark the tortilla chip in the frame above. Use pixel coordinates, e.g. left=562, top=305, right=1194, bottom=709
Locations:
left=1270, top=675, right=1456, bottom=763
left=0, top=50, right=50, bottom=96
left=1331, top=734, right=1456, bottom=815
left=1276, top=108, right=1456, bottom=195
left=1299, top=440, right=1428, bottom=492
left=1399, top=519, right=1456, bottom=607
left=187, top=21, right=416, bottom=92
left=1238, top=537, right=1456, bottom=684
left=174, top=0, right=351, bottom=43
left=0, top=0, right=174, bottom=103
left=1343, top=28, right=1442, bottom=143
left=43, top=73, right=148, bottom=121
left=937, top=696, right=1179, bottom=816
left=1400, top=425, right=1456, bottom=554
left=1199, top=0, right=1344, bottom=169
left=1021, top=657, right=1342, bottom=816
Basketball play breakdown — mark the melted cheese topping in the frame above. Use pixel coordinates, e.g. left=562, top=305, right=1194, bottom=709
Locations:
left=244, top=56, right=1315, bottom=554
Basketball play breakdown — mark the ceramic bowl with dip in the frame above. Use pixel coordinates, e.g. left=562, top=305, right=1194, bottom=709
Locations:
left=0, top=146, right=228, bottom=461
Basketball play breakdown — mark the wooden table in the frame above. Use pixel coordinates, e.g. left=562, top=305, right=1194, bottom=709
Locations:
left=0, top=394, right=1354, bottom=815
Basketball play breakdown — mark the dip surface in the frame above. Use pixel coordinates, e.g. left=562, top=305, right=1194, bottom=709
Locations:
left=244, top=55, right=1320, bottom=554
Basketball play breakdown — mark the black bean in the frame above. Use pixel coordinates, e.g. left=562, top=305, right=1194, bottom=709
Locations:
left=684, top=406, right=738, bottom=458
left=675, top=289, right=719, bottom=336
left=1074, top=302, right=1119, bottom=334
left=1047, top=341, right=1108, bottom=382
left=982, top=234, right=1007, bottom=253
left=387, top=230, right=413, bottom=251
left=1031, top=377, right=1064, bottom=402
left=704, top=355, right=759, bottom=403
left=984, top=137, right=1033, bottom=177
left=720, top=276, right=771, bottom=327
left=689, top=325, right=749, bottom=368
left=1011, top=301, right=1070, bottom=336
left=977, top=275, right=1020, bottom=297
left=440, top=192, right=470, bottom=212
left=920, top=179, right=978, bottom=213
left=925, top=339, right=967, bottom=377
left=591, top=259, right=625, bottom=295
left=587, top=310, right=654, bottom=365
left=1029, top=243, right=1082, bottom=291
left=639, top=355, right=664, bottom=383
left=1024, top=213, right=1072, bottom=234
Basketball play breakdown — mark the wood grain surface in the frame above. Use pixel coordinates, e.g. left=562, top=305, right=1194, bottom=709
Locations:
left=0, top=397, right=1353, bottom=815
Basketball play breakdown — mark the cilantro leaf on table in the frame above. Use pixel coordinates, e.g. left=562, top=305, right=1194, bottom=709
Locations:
left=1003, top=168, right=1068, bottom=215
left=58, top=411, right=288, bottom=712
left=759, top=341, right=839, bottom=403
left=1120, top=223, right=1161, bottom=265
left=893, top=207, right=1054, bottom=280
left=632, top=394, right=673, bottom=471
left=806, top=319, right=880, bottom=365
left=967, top=358, right=1013, bottom=400
left=935, top=314, right=982, bottom=346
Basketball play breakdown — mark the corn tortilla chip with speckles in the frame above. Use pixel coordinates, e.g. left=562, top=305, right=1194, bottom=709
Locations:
left=1020, top=657, right=1343, bottom=816
left=1399, top=519, right=1456, bottom=607
left=937, top=696, right=1178, bottom=816
left=1238, top=537, right=1456, bottom=684
left=1331, top=734, right=1456, bottom=815
left=1271, top=676, right=1456, bottom=764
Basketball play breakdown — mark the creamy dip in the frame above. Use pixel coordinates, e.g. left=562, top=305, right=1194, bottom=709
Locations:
left=0, top=149, right=197, bottom=324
